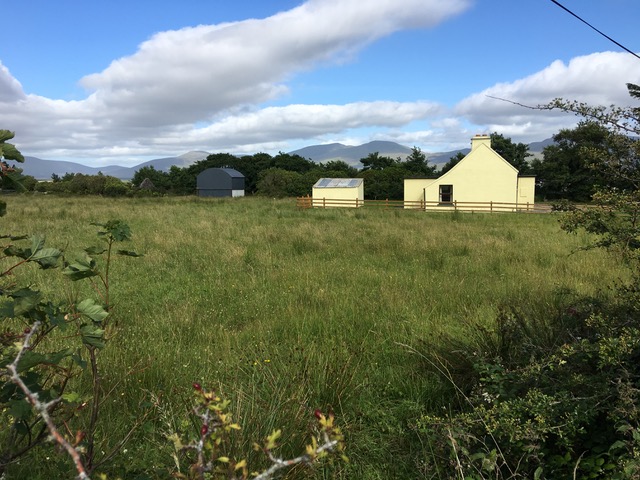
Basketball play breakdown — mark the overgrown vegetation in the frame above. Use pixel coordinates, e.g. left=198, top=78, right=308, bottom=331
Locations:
left=0, top=193, right=620, bottom=478
left=414, top=83, right=640, bottom=479
left=2, top=83, right=639, bottom=479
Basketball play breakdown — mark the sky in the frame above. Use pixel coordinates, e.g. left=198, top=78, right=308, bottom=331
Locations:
left=1, top=0, right=640, bottom=168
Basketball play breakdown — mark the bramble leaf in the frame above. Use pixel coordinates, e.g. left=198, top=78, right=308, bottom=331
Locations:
left=85, top=246, right=107, bottom=256
left=30, top=235, right=45, bottom=255
left=77, top=298, right=109, bottom=323
left=80, top=324, right=105, bottom=349
left=62, top=252, right=98, bottom=280
left=93, top=220, right=131, bottom=242
left=116, top=249, right=143, bottom=257
left=30, top=247, right=62, bottom=269
left=11, top=288, right=41, bottom=316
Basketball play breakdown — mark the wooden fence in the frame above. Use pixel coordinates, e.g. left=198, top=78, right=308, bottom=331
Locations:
left=296, top=196, right=551, bottom=213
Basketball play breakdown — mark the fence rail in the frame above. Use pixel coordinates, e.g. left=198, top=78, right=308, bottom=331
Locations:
left=296, top=196, right=552, bottom=213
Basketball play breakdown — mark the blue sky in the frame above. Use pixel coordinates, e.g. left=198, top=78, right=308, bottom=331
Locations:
left=1, top=0, right=639, bottom=167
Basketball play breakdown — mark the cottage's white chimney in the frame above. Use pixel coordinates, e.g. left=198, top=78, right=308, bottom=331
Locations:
left=471, top=134, right=491, bottom=151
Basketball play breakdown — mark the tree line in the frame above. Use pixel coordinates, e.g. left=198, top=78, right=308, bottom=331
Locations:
left=2, top=125, right=633, bottom=202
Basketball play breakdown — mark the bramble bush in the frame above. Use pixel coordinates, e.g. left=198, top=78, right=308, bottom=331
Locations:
left=0, top=131, right=345, bottom=479
left=414, top=83, right=640, bottom=479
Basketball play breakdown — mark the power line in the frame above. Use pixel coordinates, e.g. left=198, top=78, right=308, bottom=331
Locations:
left=549, top=0, right=640, bottom=61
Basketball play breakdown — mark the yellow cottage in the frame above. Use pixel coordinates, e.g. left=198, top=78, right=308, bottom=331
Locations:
left=404, top=135, right=535, bottom=211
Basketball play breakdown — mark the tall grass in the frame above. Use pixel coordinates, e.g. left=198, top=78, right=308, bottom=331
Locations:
left=1, top=195, right=624, bottom=478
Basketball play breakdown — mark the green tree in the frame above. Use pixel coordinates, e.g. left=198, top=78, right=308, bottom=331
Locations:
left=490, top=132, right=532, bottom=173
left=359, top=152, right=399, bottom=171
left=131, top=165, right=171, bottom=191
left=402, top=146, right=437, bottom=176
left=531, top=121, right=612, bottom=201
left=320, top=160, right=358, bottom=177
left=256, top=168, right=310, bottom=197
left=271, top=152, right=315, bottom=173
left=167, top=165, right=196, bottom=195
left=358, top=166, right=405, bottom=200
left=550, top=84, right=640, bottom=263
left=439, top=152, right=465, bottom=175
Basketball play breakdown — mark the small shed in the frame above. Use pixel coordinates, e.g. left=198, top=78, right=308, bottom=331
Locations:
left=197, top=168, right=245, bottom=198
left=312, top=178, right=364, bottom=208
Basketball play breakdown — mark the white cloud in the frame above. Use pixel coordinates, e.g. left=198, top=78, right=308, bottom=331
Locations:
left=455, top=52, right=640, bottom=142
left=7, top=2, right=640, bottom=165
left=175, top=101, right=441, bottom=145
left=2, top=0, right=471, bottom=163
left=0, top=62, right=25, bottom=103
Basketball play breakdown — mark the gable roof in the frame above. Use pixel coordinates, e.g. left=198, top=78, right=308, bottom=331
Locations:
left=436, top=142, right=518, bottom=183
left=313, top=178, right=363, bottom=188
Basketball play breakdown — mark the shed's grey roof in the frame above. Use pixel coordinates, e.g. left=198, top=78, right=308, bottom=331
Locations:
left=218, top=168, right=245, bottom=178
left=313, top=178, right=363, bottom=188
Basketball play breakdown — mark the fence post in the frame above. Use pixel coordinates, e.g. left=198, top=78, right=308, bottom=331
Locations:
left=454, top=201, right=457, bottom=211
left=323, top=197, right=326, bottom=209
left=490, top=201, right=493, bottom=213
left=527, top=202, right=530, bottom=211
left=355, top=197, right=359, bottom=208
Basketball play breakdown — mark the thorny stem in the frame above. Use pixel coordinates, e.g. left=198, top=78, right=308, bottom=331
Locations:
left=254, top=434, right=339, bottom=480
left=84, top=347, right=100, bottom=473
left=1, top=258, right=28, bottom=277
left=103, top=237, right=113, bottom=312
left=6, top=321, right=90, bottom=480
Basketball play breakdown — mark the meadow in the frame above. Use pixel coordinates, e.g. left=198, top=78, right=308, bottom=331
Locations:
left=1, top=195, right=624, bottom=479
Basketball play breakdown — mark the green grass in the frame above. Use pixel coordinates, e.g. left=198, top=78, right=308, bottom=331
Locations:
left=1, top=195, right=625, bottom=479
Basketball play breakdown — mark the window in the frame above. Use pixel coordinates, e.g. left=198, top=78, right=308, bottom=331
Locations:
left=439, top=184, right=453, bottom=203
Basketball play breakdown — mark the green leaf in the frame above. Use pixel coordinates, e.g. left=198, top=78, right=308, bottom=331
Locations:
left=71, top=350, right=87, bottom=369
left=77, top=298, right=109, bottom=323
left=9, top=398, right=32, bottom=421
left=4, top=244, right=29, bottom=259
left=11, top=288, right=41, bottom=316
left=16, top=348, right=74, bottom=373
left=0, top=301, right=14, bottom=318
left=85, top=246, right=107, bottom=255
left=0, top=130, right=15, bottom=143
left=116, top=249, right=143, bottom=257
left=80, top=324, right=105, bottom=349
left=1, top=143, right=25, bottom=163
left=0, top=234, right=29, bottom=241
left=61, top=391, right=81, bottom=403
left=62, top=252, right=98, bottom=280
left=30, top=235, right=45, bottom=255
left=30, top=247, right=62, bottom=269
left=93, top=220, right=131, bottom=242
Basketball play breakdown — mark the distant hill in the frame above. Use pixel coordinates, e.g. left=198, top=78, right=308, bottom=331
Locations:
left=14, top=139, right=555, bottom=180
left=18, top=151, right=210, bottom=180
left=290, top=140, right=413, bottom=166
left=425, top=137, right=555, bottom=168
left=426, top=148, right=471, bottom=166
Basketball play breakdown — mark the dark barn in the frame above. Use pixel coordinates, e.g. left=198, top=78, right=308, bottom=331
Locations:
left=196, top=168, right=245, bottom=198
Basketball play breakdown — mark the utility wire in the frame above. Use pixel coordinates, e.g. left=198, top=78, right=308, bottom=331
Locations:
left=549, top=0, right=640, bottom=61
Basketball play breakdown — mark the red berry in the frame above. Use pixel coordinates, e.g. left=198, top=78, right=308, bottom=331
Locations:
left=24, top=328, right=31, bottom=334
left=314, top=409, right=323, bottom=419
left=200, top=424, right=208, bottom=436
left=193, top=382, right=202, bottom=391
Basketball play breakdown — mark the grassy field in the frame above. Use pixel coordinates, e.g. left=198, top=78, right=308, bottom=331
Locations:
left=1, top=195, right=624, bottom=479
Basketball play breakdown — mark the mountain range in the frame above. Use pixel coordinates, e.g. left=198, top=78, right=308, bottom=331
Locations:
left=16, top=139, right=554, bottom=180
